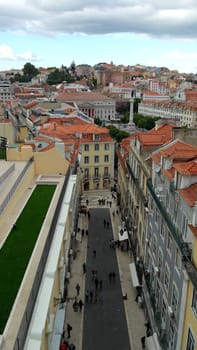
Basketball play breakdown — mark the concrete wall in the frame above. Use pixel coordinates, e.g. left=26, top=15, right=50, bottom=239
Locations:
left=7, top=146, right=69, bottom=175
left=7, top=145, right=33, bottom=161
left=0, top=122, right=15, bottom=144
left=34, top=148, right=69, bottom=175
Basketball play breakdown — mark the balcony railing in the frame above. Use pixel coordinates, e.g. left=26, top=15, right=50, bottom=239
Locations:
left=143, top=275, right=168, bottom=349
left=147, top=178, right=197, bottom=289
left=126, top=160, right=148, bottom=205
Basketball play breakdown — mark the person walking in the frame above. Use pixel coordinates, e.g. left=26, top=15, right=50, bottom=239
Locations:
left=72, top=298, right=78, bottom=312
left=95, top=277, right=99, bottom=290
left=86, top=229, right=88, bottom=236
left=78, top=299, right=84, bottom=312
left=85, top=290, right=89, bottom=303
left=93, top=249, right=96, bottom=258
left=83, top=262, right=86, bottom=273
left=112, top=272, right=116, bottom=281
left=67, top=323, right=72, bottom=338
left=99, top=279, right=103, bottom=290
left=76, top=283, right=80, bottom=296
left=108, top=272, right=112, bottom=282
left=89, top=290, right=93, bottom=303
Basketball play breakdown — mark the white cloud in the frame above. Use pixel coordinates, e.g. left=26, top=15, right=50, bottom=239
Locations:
left=0, top=45, right=41, bottom=62
left=0, top=0, right=197, bottom=38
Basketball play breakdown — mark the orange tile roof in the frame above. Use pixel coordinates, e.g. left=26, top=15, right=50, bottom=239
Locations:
left=136, top=124, right=174, bottom=149
left=55, top=91, right=113, bottom=102
left=24, top=101, right=38, bottom=109
left=0, top=118, right=11, bottom=124
left=160, top=140, right=197, bottom=160
left=173, top=159, right=197, bottom=175
left=151, top=140, right=197, bottom=165
left=39, top=120, right=113, bottom=143
left=179, top=183, right=197, bottom=207
left=151, top=152, right=161, bottom=164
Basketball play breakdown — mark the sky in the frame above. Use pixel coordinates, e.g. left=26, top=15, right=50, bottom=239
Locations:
left=0, top=0, right=197, bottom=74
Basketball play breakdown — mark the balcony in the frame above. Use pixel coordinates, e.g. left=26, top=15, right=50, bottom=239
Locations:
left=126, top=160, right=148, bottom=206
left=82, top=175, right=90, bottom=182
left=103, top=174, right=110, bottom=180
left=93, top=174, right=101, bottom=181
left=147, top=178, right=197, bottom=289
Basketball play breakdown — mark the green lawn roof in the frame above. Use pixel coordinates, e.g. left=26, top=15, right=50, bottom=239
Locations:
left=0, top=184, right=56, bottom=333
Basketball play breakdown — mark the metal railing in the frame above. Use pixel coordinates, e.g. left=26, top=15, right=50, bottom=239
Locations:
left=147, top=178, right=197, bottom=289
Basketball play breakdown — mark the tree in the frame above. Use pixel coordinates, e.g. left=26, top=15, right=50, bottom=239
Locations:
left=69, top=61, right=76, bottom=76
left=94, top=117, right=102, bottom=126
left=120, top=111, right=129, bottom=124
left=46, top=68, right=74, bottom=85
left=22, top=62, right=39, bottom=81
left=107, top=125, right=129, bottom=142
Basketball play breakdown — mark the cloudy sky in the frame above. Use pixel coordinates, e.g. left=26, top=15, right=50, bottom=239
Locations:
left=0, top=0, right=197, bottom=73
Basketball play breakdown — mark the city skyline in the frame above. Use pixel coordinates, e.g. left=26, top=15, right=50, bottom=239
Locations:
left=0, top=0, right=197, bottom=74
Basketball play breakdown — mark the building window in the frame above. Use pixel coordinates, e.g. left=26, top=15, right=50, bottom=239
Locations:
left=84, top=168, right=89, bottom=178
left=104, top=155, right=109, bottom=162
left=186, top=328, right=195, bottom=350
left=160, top=221, right=165, bottom=239
left=95, top=134, right=100, bottom=140
left=104, top=167, right=109, bottom=176
left=104, top=143, right=109, bottom=150
left=158, top=249, right=163, bottom=279
left=161, top=299, right=167, bottom=329
left=175, top=248, right=181, bottom=273
left=83, top=133, right=88, bottom=139
left=84, top=144, right=89, bottom=151
left=94, top=156, right=99, bottom=163
left=152, top=235, right=157, bottom=257
left=155, top=207, right=160, bottom=223
left=169, top=322, right=175, bottom=349
left=192, top=288, right=197, bottom=318
left=95, top=143, right=99, bottom=151
left=84, top=156, right=89, bottom=164
left=94, top=167, right=99, bottom=177
left=167, top=232, right=172, bottom=255
left=164, top=264, right=170, bottom=291
left=172, top=284, right=178, bottom=316
left=104, top=133, right=108, bottom=138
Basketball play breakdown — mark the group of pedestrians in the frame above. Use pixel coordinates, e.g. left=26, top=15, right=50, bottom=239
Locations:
left=108, top=271, right=116, bottom=282
left=103, top=219, right=110, bottom=228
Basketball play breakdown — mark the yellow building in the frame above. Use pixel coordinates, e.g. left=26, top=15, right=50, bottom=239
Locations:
left=79, top=124, right=115, bottom=191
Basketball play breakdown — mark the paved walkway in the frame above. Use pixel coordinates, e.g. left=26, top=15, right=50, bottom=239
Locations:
left=64, top=190, right=146, bottom=350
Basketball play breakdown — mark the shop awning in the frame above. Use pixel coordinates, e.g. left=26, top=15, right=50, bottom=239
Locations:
left=129, top=262, right=140, bottom=287
left=51, top=308, right=65, bottom=349
left=119, top=230, right=128, bottom=241
left=146, top=333, right=160, bottom=350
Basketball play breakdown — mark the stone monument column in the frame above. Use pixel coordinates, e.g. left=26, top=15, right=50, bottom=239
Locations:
left=129, top=97, right=134, bottom=125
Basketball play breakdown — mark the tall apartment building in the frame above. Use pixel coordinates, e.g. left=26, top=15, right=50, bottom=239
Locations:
left=144, top=139, right=197, bottom=349
left=116, top=124, right=197, bottom=349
